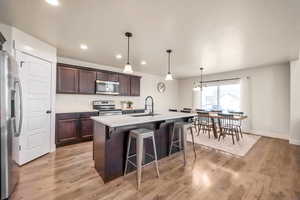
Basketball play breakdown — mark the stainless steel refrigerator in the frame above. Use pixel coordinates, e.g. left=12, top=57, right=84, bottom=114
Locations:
left=1, top=33, right=22, bottom=200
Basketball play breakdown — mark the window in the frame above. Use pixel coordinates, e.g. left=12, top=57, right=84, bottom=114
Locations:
left=201, top=83, right=240, bottom=111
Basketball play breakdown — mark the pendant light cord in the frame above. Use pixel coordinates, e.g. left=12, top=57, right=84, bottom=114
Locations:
left=168, top=52, right=170, bottom=73
left=127, top=36, right=130, bottom=65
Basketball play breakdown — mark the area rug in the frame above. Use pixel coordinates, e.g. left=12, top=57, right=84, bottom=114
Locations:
left=187, top=132, right=261, bottom=157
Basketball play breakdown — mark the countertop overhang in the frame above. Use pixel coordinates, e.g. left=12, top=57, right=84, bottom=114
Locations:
left=91, top=112, right=196, bottom=128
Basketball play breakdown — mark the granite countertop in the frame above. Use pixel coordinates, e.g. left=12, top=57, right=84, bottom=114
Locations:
left=91, top=112, right=196, bottom=128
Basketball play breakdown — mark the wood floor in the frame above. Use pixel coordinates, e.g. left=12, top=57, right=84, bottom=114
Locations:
left=12, top=137, right=300, bottom=200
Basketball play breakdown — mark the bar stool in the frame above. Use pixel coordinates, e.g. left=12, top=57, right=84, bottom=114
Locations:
left=124, top=128, right=159, bottom=190
left=169, top=122, right=197, bottom=165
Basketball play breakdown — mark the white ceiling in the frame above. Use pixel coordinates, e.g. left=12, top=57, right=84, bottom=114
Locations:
left=0, top=0, right=299, bottom=78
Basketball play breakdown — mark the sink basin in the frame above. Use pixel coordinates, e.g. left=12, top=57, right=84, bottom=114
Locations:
left=131, top=113, right=159, bottom=117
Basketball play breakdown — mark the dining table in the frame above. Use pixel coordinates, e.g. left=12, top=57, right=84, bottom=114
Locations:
left=195, top=112, right=248, bottom=139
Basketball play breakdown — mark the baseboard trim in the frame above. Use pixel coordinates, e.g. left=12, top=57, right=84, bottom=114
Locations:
left=245, top=129, right=289, bottom=140
left=289, top=138, right=300, bottom=145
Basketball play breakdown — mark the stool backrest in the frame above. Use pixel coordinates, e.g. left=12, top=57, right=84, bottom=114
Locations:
left=182, top=108, right=192, bottom=113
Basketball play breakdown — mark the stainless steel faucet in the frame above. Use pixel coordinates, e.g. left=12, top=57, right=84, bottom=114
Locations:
left=145, top=96, right=154, bottom=115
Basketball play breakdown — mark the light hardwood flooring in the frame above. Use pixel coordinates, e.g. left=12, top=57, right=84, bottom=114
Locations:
left=12, top=137, right=300, bottom=200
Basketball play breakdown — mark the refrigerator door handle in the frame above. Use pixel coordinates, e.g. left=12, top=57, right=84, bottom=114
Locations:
left=13, top=79, right=23, bottom=137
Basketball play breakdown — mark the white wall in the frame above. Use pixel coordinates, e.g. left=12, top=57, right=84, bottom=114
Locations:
left=179, top=63, right=290, bottom=140
left=290, top=59, right=300, bottom=145
left=56, top=57, right=179, bottom=113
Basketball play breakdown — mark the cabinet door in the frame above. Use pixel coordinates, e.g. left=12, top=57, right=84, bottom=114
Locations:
left=57, top=65, right=79, bottom=93
left=79, top=69, right=97, bottom=94
left=80, top=118, right=94, bottom=139
left=96, top=71, right=108, bottom=81
left=119, top=74, right=131, bottom=96
left=108, top=73, right=119, bottom=82
left=56, top=118, right=79, bottom=146
left=130, top=76, right=141, bottom=96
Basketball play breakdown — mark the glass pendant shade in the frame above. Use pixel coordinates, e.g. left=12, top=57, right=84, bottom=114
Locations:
left=123, top=63, right=133, bottom=73
left=165, top=72, right=173, bottom=81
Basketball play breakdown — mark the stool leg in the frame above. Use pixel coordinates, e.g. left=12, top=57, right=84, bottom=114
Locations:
left=189, top=127, right=197, bottom=159
left=136, top=136, right=143, bottom=190
left=152, top=135, right=160, bottom=178
left=124, top=136, right=132, bottom=176
left=182, top=126, right=187, bottom=165
left=178, top=126, right=182, bottom=150
left=169, top=124, right=176, bottom=156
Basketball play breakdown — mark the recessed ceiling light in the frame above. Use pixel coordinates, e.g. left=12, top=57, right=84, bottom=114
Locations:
left=80, top=44, right=88, bottom=50
left=23, top=45, right=33, bottom=51
left=115, top=54, right=122, bottom=59
left=45, top=0, right=59, bottom=6
left=141, top=60, right=147, bottom=65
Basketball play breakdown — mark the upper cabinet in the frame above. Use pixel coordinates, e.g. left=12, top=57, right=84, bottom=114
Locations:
left=96, top=71, right=119, bottom=82
left=79, top=69, right=97, bottom=94
left=108, top=73, right=119, bottom=82
left=56, top=63, right=140, bottom=96
left=119, top=74, right=131, bottom=96
left=130, top=76, right=141, bottom=96
left=96, top=71, right=108, bottom=81
left=57, top=64, right=79, bottom=93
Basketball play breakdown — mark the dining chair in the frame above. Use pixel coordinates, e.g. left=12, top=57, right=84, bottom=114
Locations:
left=197, top=112, right=213, bottom=138
left=229, top=111, right=244, bottom=139
left=218, top=113, right=240, bottom=144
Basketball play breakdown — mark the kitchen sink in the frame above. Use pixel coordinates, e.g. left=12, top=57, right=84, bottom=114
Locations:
left=131, top=113, right=159, bottom=117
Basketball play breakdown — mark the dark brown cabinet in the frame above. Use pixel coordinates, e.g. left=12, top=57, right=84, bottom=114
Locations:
left=57, top=63, right=140, bottom=96
left=96, top=71, right=108, bottom=81
left=57, top=65, right=79, bottom=93
left=79, top=69, right=97, bottom=94
left=56, top=118, right=79, bottom=145
left=119, top=74, right=131, bottom=96
left=130, top=76, right=141, bottom=96
left=80, top=118, right=94, bottom=139
left=108, top=73, right=119, bottom=82
left=56, top=112, right=98, bottom=147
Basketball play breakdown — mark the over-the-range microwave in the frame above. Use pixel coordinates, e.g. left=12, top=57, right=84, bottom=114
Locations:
left=95, top=80, right=120, bottom=95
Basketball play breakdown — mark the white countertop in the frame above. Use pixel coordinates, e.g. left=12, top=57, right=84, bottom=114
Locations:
left=91, top=112, right=196, bottom=128
left=56, top=109, right=99, bottom=114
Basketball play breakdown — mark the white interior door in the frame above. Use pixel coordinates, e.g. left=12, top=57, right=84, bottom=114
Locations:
left=16, top=52, right=52, bottom=165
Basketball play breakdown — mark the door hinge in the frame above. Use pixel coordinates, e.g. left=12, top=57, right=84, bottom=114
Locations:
left=20, top=61, right=25, bottom=68
left=19, top=145, right=22, bottom=151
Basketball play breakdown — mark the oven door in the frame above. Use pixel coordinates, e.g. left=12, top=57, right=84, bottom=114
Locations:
left=96, top=80, right=119, bottom=95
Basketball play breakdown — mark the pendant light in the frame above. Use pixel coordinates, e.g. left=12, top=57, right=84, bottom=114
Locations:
left=200, top=67, right=204, bottom=90
left=165, top=49, right=173, bottom=81
left=123, top=32, right=133, bottom=73
left=193, top=67, right=204, bottom=91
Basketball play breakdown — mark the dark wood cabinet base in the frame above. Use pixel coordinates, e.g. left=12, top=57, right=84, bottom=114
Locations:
left=56, top=112, right=99, bottom=147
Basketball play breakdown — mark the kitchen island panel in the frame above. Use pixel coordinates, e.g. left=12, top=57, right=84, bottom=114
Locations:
left=93, top=114, right=194, bottom=183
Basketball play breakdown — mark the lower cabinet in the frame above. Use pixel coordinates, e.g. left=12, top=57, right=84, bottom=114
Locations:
left=56, top=112, right=98, bottom=147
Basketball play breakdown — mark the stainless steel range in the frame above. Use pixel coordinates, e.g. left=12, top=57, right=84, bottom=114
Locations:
left=92, top=100, right=122, bottom=116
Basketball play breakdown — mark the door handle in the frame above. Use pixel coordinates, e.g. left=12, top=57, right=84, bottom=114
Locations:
left=13, top=79, right=23, bottom=137
left=46, top=110, right=52, bottom=114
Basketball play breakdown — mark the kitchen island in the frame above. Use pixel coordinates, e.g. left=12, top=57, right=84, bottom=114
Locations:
left=91, top=112, right=196, bottom=182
